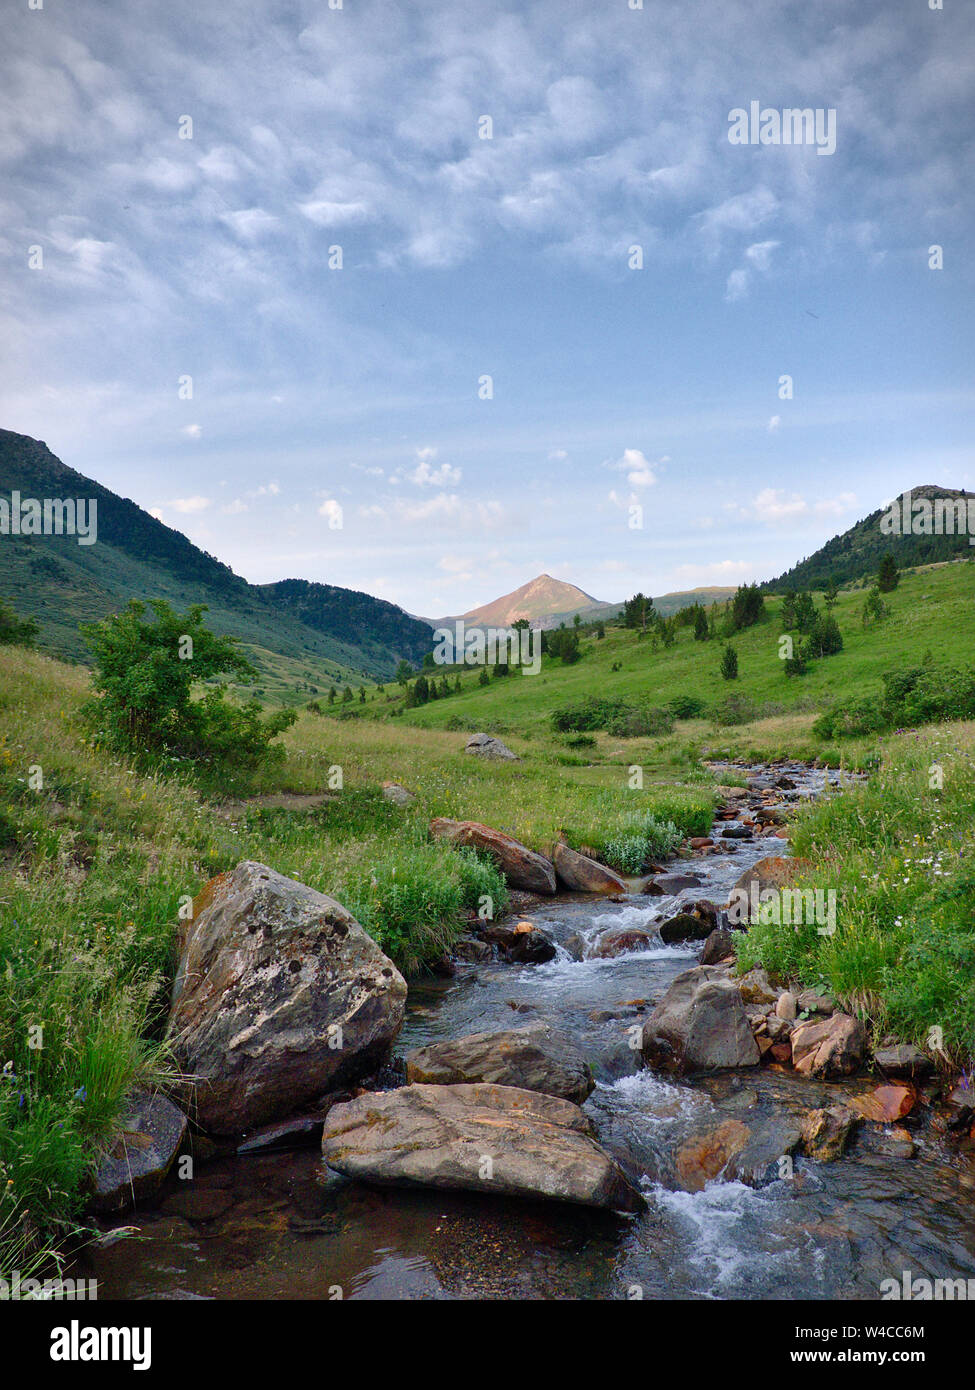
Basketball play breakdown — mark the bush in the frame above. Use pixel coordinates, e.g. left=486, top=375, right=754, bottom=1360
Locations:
left=80, top=599, right=295, bottom=771
left=552, top=697, right=630, bottom=732
left=711, top=693, right=757, bottom=726
left=0, top=597, right=38, bottom=648
left=813, top=697, right=888, bottom=740
left=668, top=694, right=706, bottom=719
left=602, top=812, right=681, bottom=873
left=605, top=706, right=674, bottom=738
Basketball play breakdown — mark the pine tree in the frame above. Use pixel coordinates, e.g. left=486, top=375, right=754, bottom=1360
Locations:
left=721, top=644, right=739, bottom=680
left=877, top=552, right=899, bottom=593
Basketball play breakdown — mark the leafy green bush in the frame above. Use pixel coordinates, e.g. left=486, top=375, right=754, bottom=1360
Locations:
left=605, top=706, right=674, bottom=738
left=668, top=694, right=706, bottom=719
left=711, top=693, right=757, bottom=726
left=81, top=600, right=295, bottom=771
left=813, top=698, right=887, bottom=739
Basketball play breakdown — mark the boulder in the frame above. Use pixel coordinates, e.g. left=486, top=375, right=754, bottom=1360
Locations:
left=700, top=928, right=735, bottom=966
left=654, top=873, right=703, bottom=894
left=659, top=912, right=712, bottom=945
left=321, top=1083, right=645, bottom=1213
left=800, top=1105, right=859, bottom=1161
left=429, top=818, right=556, bottom=894
left=675, top=1119, right=751, bottom=1192
left=790, top=1013, right=866, bottom=1079
left=90, top=1090, right=188, bottom=1214
left=464, top=732, right=519, bottom=761
left=404, top=1023, right=594, bottom=1104
left=381, top=781, right=414, bottom=806
left=725, top=856, right=813, bottom=926
left=552, top=841, right=627, bottom=894
left=874, top=1044, right=934, bottom=1080
left=589, top=926, right=655, bottom=959
left=167, top=861, right=407, bottom=1134
left=797, top=988, right=835, bottom=1016
left=452, top=936, right=494, bottom=964
left=480, top=920, right=557, bottom=964
left=641, top=965, right=760, bottom=1073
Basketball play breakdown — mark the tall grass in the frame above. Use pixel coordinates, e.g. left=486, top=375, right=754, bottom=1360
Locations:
left=737, top=723, right=975, bottom=1062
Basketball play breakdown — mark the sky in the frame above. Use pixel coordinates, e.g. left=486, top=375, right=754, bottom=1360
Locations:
left=1, top=0, right=973, bottom=618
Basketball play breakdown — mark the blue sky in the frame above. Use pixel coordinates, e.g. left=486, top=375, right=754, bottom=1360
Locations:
left=1, top=0, right=972, bottom=617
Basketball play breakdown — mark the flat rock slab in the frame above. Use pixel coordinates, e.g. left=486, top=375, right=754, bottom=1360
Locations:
left=167, top=861, right=407, bottom=1135
left=90, top=1091, right=188, bottom=1214
left=430, top=818, right=556, bottom=894
left=553, top=841, right=627, bottom=894
left=322, top=1082, right=645, bottom=1213
left=405, top=1023, right=594, bottom=1104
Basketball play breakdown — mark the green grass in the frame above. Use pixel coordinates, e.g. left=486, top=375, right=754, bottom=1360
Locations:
left=389, top=559, right=975, bottom=749
left=737, top=723, right=975, bottom=1060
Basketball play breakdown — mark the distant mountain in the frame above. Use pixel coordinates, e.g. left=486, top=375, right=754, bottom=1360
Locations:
left=430, top=575, right=740, bottom=630
left=0, top=429, right=432, bottom=681
left=764, top=485, right=974, bottom=592
left=434, top=574, right=616, bottom=631
left=653, top=586, right=739, bottom=617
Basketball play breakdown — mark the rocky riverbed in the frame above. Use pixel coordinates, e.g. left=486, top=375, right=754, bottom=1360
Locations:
left=82, top=762, right=975, bottom=1300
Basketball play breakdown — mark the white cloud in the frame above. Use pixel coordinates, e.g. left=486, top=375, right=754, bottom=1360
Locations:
left=181, top=424, right=202, bottom=439
left=724, top=268, right=749, bottom=302
left=169, top=496, right=211, bottom=513
left=608, top=448, right=660, bottom=488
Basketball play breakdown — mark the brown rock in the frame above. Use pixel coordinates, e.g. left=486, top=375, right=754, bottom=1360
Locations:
left=430, top=818, right=556, bottom=894
left=791, top=1013, right=866, bottom=1079
left=321, top=1082, right=645, bottom=1213
left=675, top=1119, right=751, bottom=1192
left=552, top=841, right=627, bottom=894
left=641, top=965, right=761, bottom=1073
left=800, top=1105, right=859, bottom=1161
left=404, top=1023, right=594, bottom=1104
left=589, top=926, right=655, bottom=959
left=850, top=1085, right=916, bottom=1123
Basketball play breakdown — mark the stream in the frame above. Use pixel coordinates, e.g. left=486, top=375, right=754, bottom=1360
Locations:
left=85, top=763, right=975, bottom=1300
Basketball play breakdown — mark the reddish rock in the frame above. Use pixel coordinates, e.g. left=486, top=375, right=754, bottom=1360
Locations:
left=552, top=841, right=627, bottom=895
left=851, top=1085, right=916, bottom=1123
left=791, top=1013, right=866, bottom=1079
left=430, top=818, right=556, bottom=894
left=589, top=927, right=655, bottom=959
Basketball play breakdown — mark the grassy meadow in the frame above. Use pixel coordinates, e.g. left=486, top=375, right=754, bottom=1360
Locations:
left=1, top=554, right=974, bottom=1267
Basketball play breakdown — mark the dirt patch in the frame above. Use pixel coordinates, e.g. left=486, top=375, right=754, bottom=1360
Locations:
left=214, top=792, right=337, bottom=819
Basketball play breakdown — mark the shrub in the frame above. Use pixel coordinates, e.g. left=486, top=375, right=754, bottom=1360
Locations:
left=711, top=693, right=756, bottom=726
left=668, top=694, right=706, bottom=719
left=720, top=644, right=738, bottom=680
left=0, top=597, right=38, bottom=648
left=81, top=599, right=295, bottom=771
left=605, top=706, right=674, bottom=738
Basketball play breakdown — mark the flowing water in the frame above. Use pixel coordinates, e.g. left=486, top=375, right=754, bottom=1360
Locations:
left=85, top=764, right=975, bottom=1300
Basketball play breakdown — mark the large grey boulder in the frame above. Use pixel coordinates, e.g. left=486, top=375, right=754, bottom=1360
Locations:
left=89, top=1090, right=188, bottom=1214
left=465, top=732, right=520, bottom=761
left=429, top=818, right=556, bottom=894
left=168, top=861, right=407, bottom=1134
left=641, top=965, right=760, bottom=1073
left=404, top=1023, right=594, bottom=1104
left=322, top=1082, right=644, bottom=1213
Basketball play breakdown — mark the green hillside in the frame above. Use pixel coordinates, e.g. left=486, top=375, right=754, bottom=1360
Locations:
left=391, top=558, right=975, bottom=746
left=766, top=485, right=974, bottom=592
left=0, top=429, right=432, bottom=685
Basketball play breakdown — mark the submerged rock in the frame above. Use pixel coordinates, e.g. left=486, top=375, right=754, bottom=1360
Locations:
left=167, top=861, right=407, bottom=1135
left=800, top=1105, right=860, bottom=1161
left=641, top=965, right=760, bottom=1073
left=321, top=1082, right=645, bottom=1213
left=481, top=920, right=557, bottom=964
left=589, top=926, right=655, bottom=959
left=430, top=818, right=556, bottom=894
left=659, top=911, right=712, bottom=945
left=404, top=1023, right=594, bottom=1104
